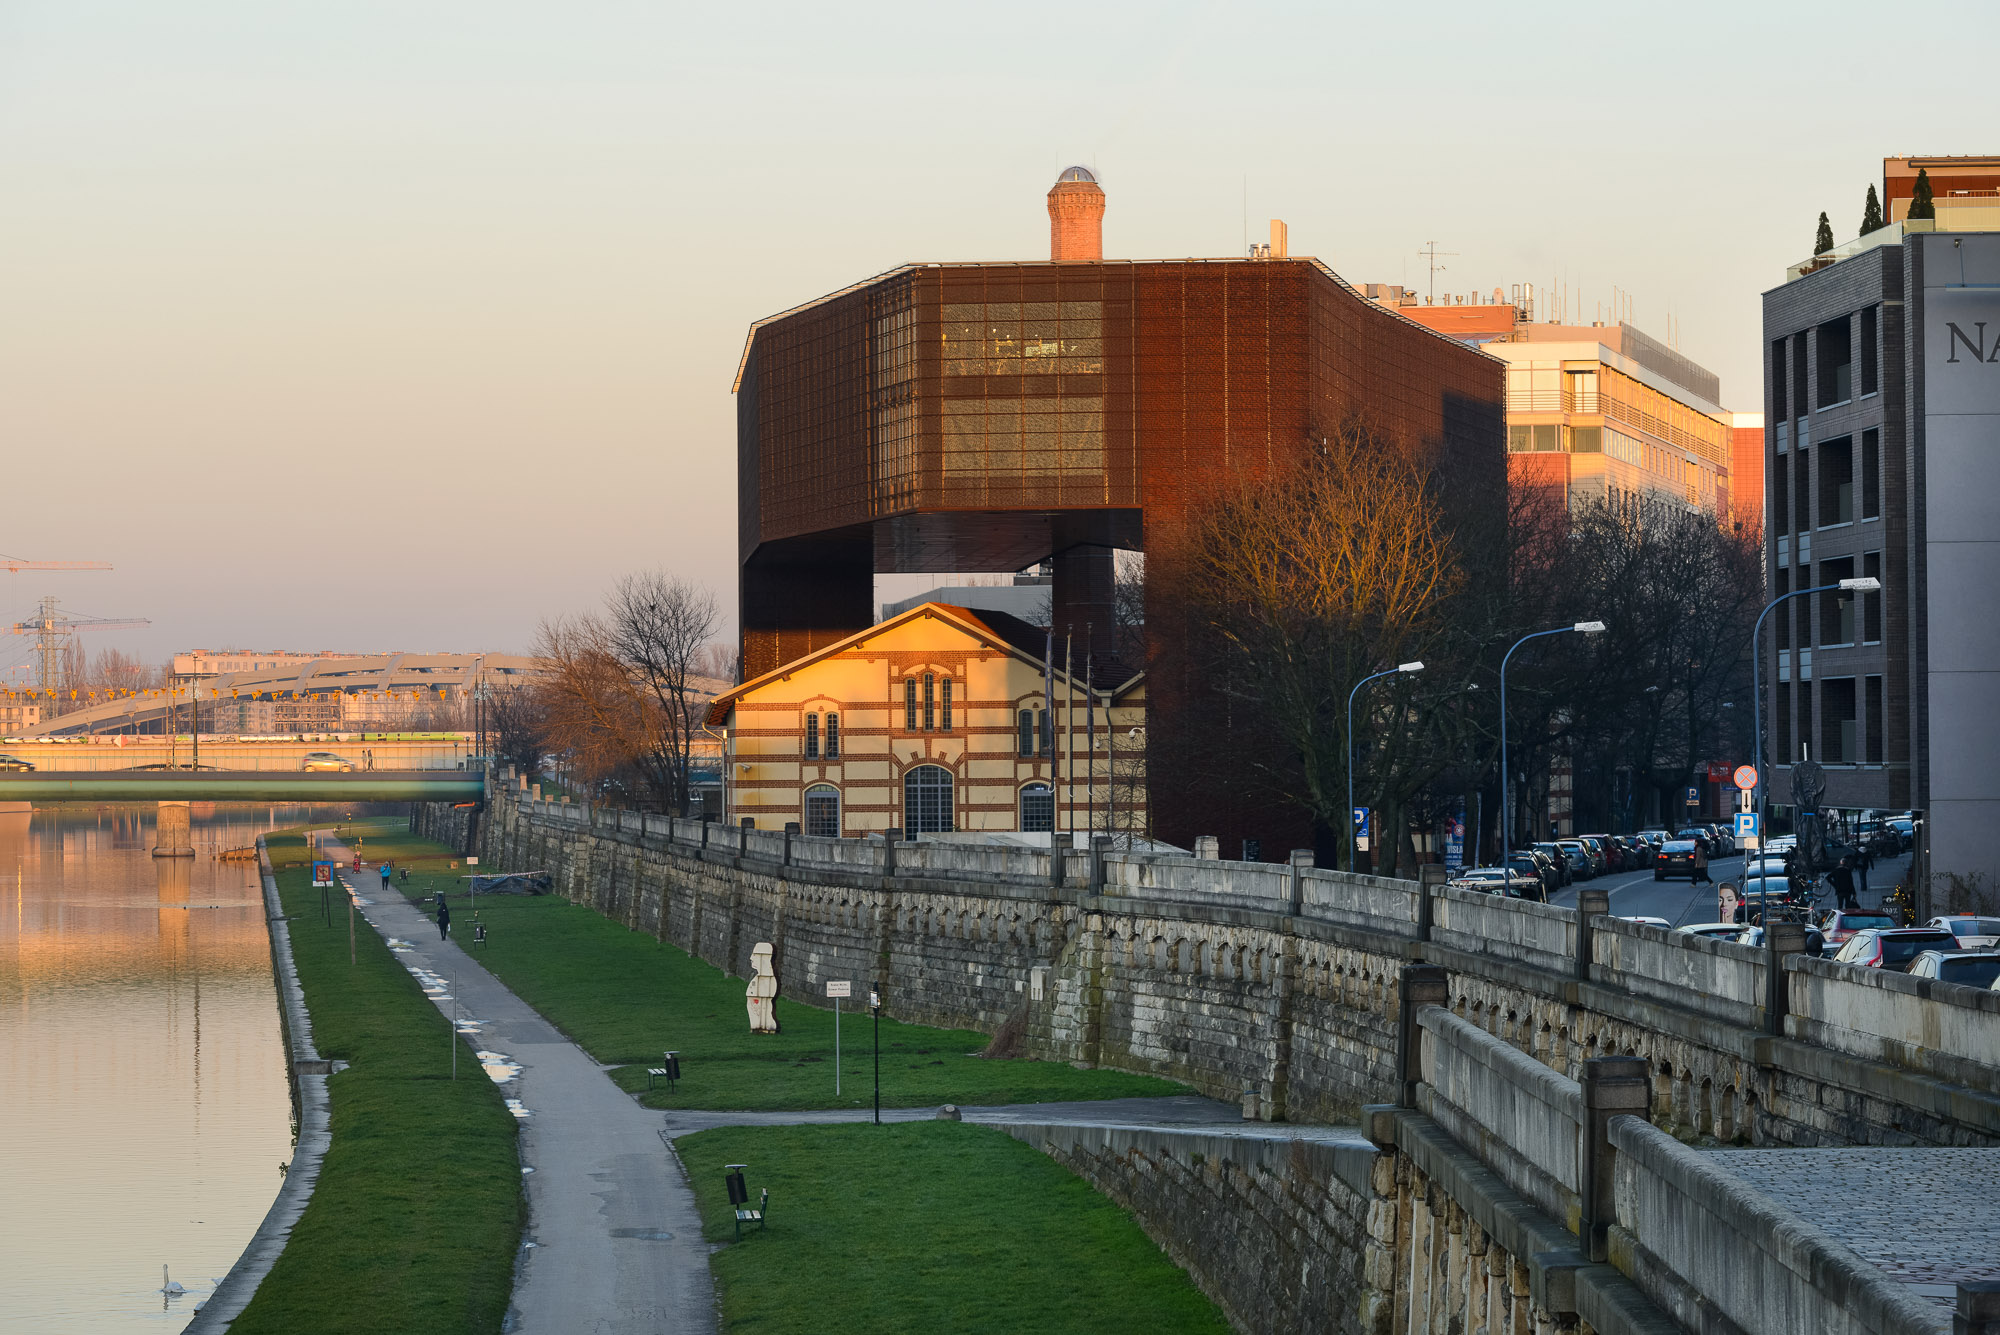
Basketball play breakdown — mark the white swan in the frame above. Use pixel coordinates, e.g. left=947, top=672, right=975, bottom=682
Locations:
left=160, top=1265, right=186, bottom=1297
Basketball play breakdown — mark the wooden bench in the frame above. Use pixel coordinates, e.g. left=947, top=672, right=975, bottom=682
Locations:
left=646, top=1050, right=681, bottom=1091
left=734, top=1187, right=769, bottom=1242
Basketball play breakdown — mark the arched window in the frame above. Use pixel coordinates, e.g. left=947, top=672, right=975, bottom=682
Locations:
left=804, top=712, right=820, bottom=759
left=1020, top=782, right=1053, bottom=833
left=903, top=764, right=954, bottom=833
left=824, top=713, right=840, bottom=759
left=1017, top=708, right=1034, bottom=757
left=803, top=784, right=840, bottom=838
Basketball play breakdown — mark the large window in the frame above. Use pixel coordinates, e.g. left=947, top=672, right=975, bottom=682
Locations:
left=1823, top=678, right=1857, bottom=764
left=904, top=678, right=918, bottom=732
left=1773, top=454, right=1790, bottom=536
left=1860, top=306, right=1879, bottom=397
left=1821, top=558, right=1856, bottom=646
left=825, top=714, right=840, bottom=759
left=903, top=765, right=953, bottom=834
left=1792, top=337, right=1809, bottom=422
left=941, top=300, right=1103, bottom=376
left=1777, top=682, right=1793, bottom=762
left=1819, top=437, right=1853, bottom=526
left=1794, top=449, right=1812, bottom=533
left=1863, top=553, right=1882, bottom=643
left=1018, top=708, right=1035, bottom=757
left=804, top=785, right=840, bottom=838
left=1771, top=338, right=1789, bottom=420
left=804, top=712, right=820, bottom=760
left=1861, top=429, right=1880, bottom=520
left=1865, top=677, right=1884, bottom=764
left=1775, top=568, right=1791, bottom=650
left=1817, top=317, right=1852, bottom=408
left=940, top=677, right=953, bottom=732
left=1020, top=783, right=1054, bottom=833
left=922, top=673, right=936, bottom=731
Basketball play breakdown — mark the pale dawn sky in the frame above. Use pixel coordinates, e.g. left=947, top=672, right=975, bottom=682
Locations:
left=2, top=0, right=1994, bottom=674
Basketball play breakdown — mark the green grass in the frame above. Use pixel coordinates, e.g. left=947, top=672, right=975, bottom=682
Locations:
left=230, top=828, right=522, bottom=1335
left=378, top=825, right=1186, bottom=1112
left=678, top=1122, right=1231, bottom=1335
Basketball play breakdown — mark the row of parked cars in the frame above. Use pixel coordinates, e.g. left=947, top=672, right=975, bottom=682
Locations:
left=1456, top=827, right=1744, bottom=899
left=1673, top=914, right=2000, bottom=989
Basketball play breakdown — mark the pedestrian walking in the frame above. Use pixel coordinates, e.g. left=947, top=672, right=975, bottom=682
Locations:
left=437, top=900, right=452, bottom=941
left=1855, top=854, right=1870, bottom=902
left=1692, top=838, right=1712, bottom=885
left=1829, top=857, right=1859, bottom=912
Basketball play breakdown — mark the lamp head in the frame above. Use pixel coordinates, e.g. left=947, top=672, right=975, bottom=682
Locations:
left=1573, top=620, right=1608, bottom=634
left=1838, top=577, right=1881, bottom=593
left=1397, top=661, right=1425, bottom=673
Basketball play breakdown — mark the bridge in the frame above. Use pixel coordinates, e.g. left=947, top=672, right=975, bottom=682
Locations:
left=0, top=770, right=484, bottom=803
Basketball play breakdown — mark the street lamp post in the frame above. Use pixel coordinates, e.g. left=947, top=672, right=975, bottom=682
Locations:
left=1749, top=577, right=1879, bottom=856
left=869, top=984, right=881, bottom=1125
left=1347, top=662, right=1425, bottom=872
left=1500, top=622, right=1607, bottom=875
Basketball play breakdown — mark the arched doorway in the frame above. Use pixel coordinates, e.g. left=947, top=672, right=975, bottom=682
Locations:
left=903, top=765, right=954, bottom=834
left=803, top=785, right=840, bottom=838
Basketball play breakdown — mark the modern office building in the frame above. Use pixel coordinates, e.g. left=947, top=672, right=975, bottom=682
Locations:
left=1382, top=290, right=1737, bottom=523
left=733, top=170, right=1505, bottom=855
left=1761, top=161, right=2000, bottom=894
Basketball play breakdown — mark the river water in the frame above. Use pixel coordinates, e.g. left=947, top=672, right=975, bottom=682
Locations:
left=0, top=805, right=324, bottom=1332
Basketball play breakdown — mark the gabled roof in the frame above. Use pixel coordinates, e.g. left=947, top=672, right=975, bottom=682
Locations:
left=704, top=602, right=1142, bottom=725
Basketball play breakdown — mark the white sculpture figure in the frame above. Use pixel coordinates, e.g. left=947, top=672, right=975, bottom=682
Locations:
left=746, top=942, right=779, bottom=1033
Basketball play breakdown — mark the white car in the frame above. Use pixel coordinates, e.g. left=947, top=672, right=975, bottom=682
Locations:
left=1927, top=916, right=2000, bottom=951
left=1619, top=915, right=1672, bottom=929
left=1448, top=866, right=1539, bottom=896
left=1905, top=950, right=2000, bottom=988
left=1677, top=922, right=1746, bottom=940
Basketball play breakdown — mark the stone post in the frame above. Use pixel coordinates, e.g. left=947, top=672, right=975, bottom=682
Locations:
left=1396, top=963, right=1449, bottom=1108
left=153, top=801, right=195, bottom=858
left=783, top=821, right=798, bottom=866
left=1193, top=835, right=1219, bottom=860
left=883, top=830, right=901, bottom=876
left=1764, top=919, right=1808, bottom=1036
left=1957, top=1281, right=2000, bottom=1335
left=1575, top=887, right=1610, bottom=983
left=1578, top=1055, right=1650, bottom=1263
left=1089, top=835, right=1112, bottom=895
left=1417, top=864, right=1444, bottom=942
left=1050, top=832, right=1072, bottom=889
left=1288, top=848, right=1313, bottom=916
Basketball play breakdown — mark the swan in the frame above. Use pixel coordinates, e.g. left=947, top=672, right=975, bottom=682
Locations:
left=160, top=1265, right=186, bottom=1297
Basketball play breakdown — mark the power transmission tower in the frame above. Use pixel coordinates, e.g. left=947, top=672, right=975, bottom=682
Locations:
left=1417, top=241, right=1459, bottom=304
left=9, top=597, right=150, bottom=697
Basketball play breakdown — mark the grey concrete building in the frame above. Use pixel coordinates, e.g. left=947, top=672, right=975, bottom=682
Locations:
left=1762, top=217, right=2000, bottom=897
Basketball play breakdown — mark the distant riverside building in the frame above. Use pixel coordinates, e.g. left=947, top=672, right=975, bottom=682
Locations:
left=1760, top=157, right=2000, bottom=894
left=1882, top=155, right=2000, bottom=229
left=0, top=701, right=42, bottom=734
left=1377, top=288, right=1738, bottom=523
left=1729, top=412, right=1766, bottom=537
left=705, top=603, right=1144, bottom=839
left=733, top=169, right=1503, bottom=855
left=169, top=649, right=347, bottom=684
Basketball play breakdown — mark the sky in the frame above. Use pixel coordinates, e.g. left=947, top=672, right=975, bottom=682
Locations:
left=3, top=0, right=1996, bottom=677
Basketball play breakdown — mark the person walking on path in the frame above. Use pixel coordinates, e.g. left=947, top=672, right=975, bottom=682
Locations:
left=1829, top=857, right=1859, bottom=912
left=436, top=899, right=451, bottom=941
left=1692, top=838, right=1712, bottom=885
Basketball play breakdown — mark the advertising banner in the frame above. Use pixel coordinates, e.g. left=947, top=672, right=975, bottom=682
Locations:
left=1443, top=805, right=1466, bottom=872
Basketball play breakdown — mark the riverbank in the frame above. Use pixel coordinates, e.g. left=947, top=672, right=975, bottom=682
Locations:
left=226, top=828, right=522, bottom=1335
left=380, top=826, right=1187, bottom=1112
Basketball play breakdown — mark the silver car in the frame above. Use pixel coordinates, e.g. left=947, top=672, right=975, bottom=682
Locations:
left=1925, top=916, right=2000, bottom=950
left=1905, top=950, right=2000, bottom=989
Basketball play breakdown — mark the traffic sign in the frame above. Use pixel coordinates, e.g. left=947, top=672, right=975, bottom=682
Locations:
left=825, top=980, right=851, bottom=999
left=311, top=861, right=334, bottom=888
left=1733, top=765, right=1758, bottom=791
left=1685, top=786, right=1700, bottom=805
left=1734, top=811, right=1760, bottom=839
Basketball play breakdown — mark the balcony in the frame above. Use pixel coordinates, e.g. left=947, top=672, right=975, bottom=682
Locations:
left=1786, top=223, right=1907, bottom=283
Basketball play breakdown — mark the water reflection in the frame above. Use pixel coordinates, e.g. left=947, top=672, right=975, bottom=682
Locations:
left=0, top=804, right=364, bottom=1333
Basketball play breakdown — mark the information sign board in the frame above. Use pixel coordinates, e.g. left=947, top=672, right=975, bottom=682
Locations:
left=825, top=980, right=851, bottom=999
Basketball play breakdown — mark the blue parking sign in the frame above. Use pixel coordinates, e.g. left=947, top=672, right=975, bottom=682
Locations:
left=1352, top=807, right=1369, bottom=838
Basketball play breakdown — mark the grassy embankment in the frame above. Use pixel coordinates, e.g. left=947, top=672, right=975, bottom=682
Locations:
left=678, top=1121, right=1232, bottom=1335
left=375, top=823, right=1186, bottom=1112
left=229, top=826, right=521, bottom=1335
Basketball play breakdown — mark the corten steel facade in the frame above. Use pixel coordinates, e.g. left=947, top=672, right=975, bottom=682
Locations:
left=736, top=256, right=1504, bottom=854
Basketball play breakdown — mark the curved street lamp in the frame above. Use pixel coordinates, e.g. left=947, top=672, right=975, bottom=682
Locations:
left=1348, top=661, right=1424, bottom=872
left=1749, top=577, right=1879, bottom=856
left=1500, top=622, right=1607, bottom=876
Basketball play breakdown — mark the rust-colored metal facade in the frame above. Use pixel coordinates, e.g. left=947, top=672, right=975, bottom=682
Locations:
left=737, top=257, right=1505, bottom=852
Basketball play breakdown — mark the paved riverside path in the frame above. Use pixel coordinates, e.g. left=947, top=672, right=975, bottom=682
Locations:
left=323, top=840, right=715, bottom=1335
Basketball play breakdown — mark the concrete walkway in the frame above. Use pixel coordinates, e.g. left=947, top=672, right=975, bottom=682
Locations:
left=325, top=840, right=714, bottom=1335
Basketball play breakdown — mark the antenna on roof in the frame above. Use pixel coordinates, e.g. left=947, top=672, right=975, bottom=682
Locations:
left=1418, top=242, right=1458, bottom=304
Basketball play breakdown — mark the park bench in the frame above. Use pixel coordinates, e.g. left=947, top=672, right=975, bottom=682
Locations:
left=646, top=1050, right=681, bottom=1091
left=733, top=1187, right=769, bottom=1242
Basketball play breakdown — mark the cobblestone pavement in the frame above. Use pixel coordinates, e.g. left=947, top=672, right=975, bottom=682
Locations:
left=1713, top=1146, right=2000, bottom=1310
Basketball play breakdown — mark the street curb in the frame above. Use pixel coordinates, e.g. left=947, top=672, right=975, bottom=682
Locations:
left=184, top=836, right=334, bottom=1332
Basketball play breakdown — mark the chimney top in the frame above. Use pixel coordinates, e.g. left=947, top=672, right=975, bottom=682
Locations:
left=1047, top=167, right=1105, bottom=262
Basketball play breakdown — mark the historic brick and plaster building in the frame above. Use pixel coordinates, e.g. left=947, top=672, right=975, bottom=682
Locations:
left=704, top=602, right=1145, bottom=839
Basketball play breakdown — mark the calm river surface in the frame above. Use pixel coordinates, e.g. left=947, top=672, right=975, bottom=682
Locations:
left=0, top=805, right=335, bottom=1332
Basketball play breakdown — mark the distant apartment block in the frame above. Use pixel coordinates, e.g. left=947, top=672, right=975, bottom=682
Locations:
left=1761, top=157, right=2000, bottom=893
left=1373, top=288, right=1738, bottom=525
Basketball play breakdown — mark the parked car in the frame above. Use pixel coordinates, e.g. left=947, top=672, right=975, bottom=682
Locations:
left=1530, top=842, right=1573, bottom=886
left=1738, top=923, right=1831, bottom=957
left=123, top=763, right=226, bottom=771
left=1678, top=922, right=1749, bottom=941
left=1448, top=867, right=1539, bottom=897
left=0, top=753, right=34, bottom=772
left=1829, top=927, right=1958, bottom=971
left=1616, top=834, right=1652, bottom=868
left=1766, top=834, right=1798, bottom=855
left=301, top=752, right=356, bottom=772
left=1636, top=829, right=1672, bottom=853
left=1905, top=951, right=2000, bottom=988
left=1503, top=853, right=1555, bottom=901
left=1736, top=874, right=1799, bottom=917
left=1619, top=915, right=1672, bottom=929
left=1556, top=839, right=1600, bottom=879
left=1654, top=840, right=1699, bottom=881
left=1926, top=916, right=2000, bottom=950
left=1584, top=835, right=1627, bottom=873
left=1886, top=818, right=1916, bottom=849
left=1818, top=909, right=1898, bottom=948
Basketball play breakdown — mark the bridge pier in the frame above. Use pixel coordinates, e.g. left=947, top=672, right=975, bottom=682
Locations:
left=153, top=801, right=194, bottom=858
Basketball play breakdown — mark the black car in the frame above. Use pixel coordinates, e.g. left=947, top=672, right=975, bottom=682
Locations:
left=1654, top=839, right=1699, bottom=881
left=1503, top=853, right=1553, bottom=901
left=0, top=753, right=34, bottom=772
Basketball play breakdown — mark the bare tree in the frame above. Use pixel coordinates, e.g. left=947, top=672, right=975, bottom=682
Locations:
left=606, top=573, right=720, bottom=816
left=533, top=614, right=656, bottom=801
left=694, top=641, right=742, bottom=686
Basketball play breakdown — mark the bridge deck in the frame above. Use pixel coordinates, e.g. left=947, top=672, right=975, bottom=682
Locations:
left=0, top=771, right=483, bottom=802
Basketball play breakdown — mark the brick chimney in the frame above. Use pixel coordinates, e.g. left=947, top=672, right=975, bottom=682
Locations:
left=1047, top=166, right=1105, bottom=262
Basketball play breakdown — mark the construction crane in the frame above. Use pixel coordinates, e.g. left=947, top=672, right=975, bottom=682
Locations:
left=1, top=552, right=114, bottom=574
left=9, top=596, right=150, bottom=696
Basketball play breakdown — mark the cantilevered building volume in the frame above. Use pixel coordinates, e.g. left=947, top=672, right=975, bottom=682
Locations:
left=733, top=170, right=1505, bottom=854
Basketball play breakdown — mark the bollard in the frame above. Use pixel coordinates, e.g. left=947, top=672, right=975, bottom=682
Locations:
left=1417, top=863, right=1445, bottom=942
left=1575, top=887, right=1610, bottom=983
left=1764, top=919, right=1808, bottom=1036
left=1957, top=1281, right=2000, bottom=1335
left=783, top=821, right=798, bottom=866
left=1050, top=832, right=1072, bottom=889
left=1395, top=963, right=1449, bottom=1108
left=1193, top=835, right=1219, bottom=860
left=1579, top=1055, right=1650, bottom=1262
left=1288, top=849, right=1313, bottom=916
